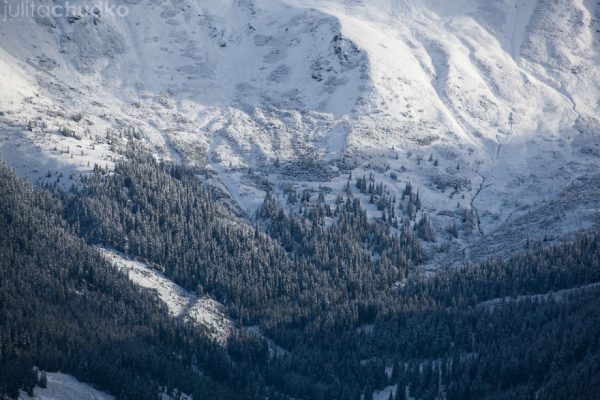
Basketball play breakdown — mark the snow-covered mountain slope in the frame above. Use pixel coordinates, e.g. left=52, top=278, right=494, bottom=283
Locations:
left=99, top=248, right=287, bottom=355
left=19, top=372, right=114, bottom=400
left=1, top=0, right=599, bottom=263
left=99, top=248, right=234, bottom=343
left=19, top=371, right=190, bottom=400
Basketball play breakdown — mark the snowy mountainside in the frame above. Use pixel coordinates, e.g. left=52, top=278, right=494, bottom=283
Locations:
left=19, top=372, right=115, bottom=400
left=19, top=372, right=191, bottom=400
left=99, top=248, right=286, bottom=356
left=98, top=248, right=234, bottom=343
left=1, top=0, right=599, bottom=263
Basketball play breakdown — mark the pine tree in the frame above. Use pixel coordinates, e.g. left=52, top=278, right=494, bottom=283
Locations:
left=39, top=371, right=47, bottom=389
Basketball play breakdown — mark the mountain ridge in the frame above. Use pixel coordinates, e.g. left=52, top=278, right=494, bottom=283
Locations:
left=1, top=0, right=599, bottom=263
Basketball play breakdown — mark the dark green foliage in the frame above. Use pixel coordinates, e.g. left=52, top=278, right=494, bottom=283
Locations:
left=345, top=233, right=600, bottom=400
left=64, top=153, right=303, bottom=326
left=64, top=152, right=423, bottom=331
left=0, top=161, right=264, bottom=400
left=1, top=150, right=599, bottom=400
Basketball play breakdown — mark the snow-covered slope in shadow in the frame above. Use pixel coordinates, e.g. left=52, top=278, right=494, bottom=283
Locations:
left=19, top=373, right=114, bottom=400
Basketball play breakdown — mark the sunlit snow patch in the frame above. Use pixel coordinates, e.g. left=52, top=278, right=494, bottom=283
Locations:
left=99, top=248, right=234, bottom=343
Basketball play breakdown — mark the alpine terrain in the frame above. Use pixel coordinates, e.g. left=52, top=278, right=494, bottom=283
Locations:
left=0, top=0, right=599, bottom=399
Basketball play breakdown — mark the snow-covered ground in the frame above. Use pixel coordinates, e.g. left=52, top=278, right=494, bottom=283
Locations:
left=18, top=371, right=191, bottom=400
left=99, top=248, right=234, bottom=343
left=373, top=385, right=397, bottom=400
left=99, top=248, right=289, bottom=355
left=1, top=0, right=599, bottom=264
left=19, top=372, right=114, bottom=400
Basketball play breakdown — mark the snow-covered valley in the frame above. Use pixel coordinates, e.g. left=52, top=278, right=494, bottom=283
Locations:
left=1, top=0, right=599, bottom=265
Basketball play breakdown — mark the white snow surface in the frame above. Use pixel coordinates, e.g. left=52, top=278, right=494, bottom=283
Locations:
left=373, top=385, right=397, bottom=400
left=1, top=0, right=599, bottom=264
left=19, top=372, right=114, bottom=400
left=99, top=248, right=234, bottom=343
left=99, top=248, right=287, bottom=354
left=19, top=372, right=190, bottom=400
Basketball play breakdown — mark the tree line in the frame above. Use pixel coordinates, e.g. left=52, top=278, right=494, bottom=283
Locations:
left=1, top=148, right=599, bottom=399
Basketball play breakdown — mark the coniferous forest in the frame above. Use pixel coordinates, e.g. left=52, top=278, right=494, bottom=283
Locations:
left=1, top=150, right=599, bottom=399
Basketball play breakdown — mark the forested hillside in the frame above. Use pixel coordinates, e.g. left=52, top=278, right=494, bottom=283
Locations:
left=0, top=161, right=276, bottom=400
left=1, top=0, right=600, bottom=398
left=1, top=154, right=599, bottom=399
left=63, top=149, right=423, bottom=329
